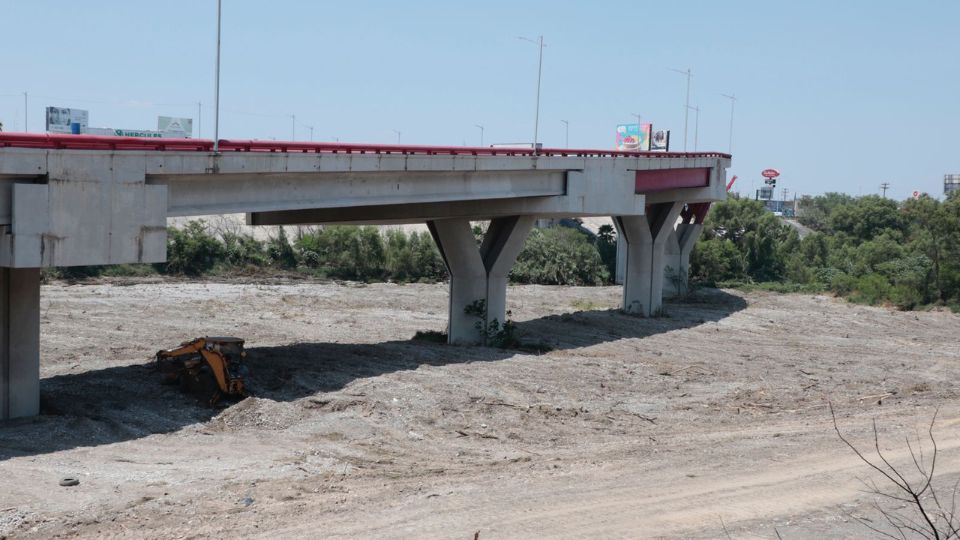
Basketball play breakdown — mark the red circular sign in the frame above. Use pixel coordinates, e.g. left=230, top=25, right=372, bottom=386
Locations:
left=761, top=168, right=780, bottom=179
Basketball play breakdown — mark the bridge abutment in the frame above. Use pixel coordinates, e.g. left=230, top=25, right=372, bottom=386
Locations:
left=616, top=202, right=684, bottom=316
left=0, top=267, right=40, bottom=420
left=428, top=216, right=534, bottom=344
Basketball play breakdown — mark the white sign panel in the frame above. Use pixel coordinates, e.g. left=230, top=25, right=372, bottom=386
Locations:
left=46, top=107, right=89, bottom=134
left=157, top=116, right=193, bottom=138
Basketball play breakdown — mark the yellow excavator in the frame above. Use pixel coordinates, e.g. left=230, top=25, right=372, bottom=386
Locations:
left=155, top=337, right=249, bottom=406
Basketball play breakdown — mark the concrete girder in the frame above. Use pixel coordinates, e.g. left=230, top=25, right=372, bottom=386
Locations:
left=0, top=268, right=40, bottom=419
left=154, top=170, right=567, bottom=217
left=615, top=201, right=684, bottom=316
left=427, top=216, right=534, bottom=345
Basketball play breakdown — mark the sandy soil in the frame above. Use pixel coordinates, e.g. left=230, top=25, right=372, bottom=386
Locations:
left=1, top=280, right=959, bottom=539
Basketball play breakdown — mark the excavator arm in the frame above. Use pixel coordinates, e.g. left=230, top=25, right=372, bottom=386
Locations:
left=155, top=337, right=248, bottom=405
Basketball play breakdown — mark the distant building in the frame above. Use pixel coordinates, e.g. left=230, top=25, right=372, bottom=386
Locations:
left=946, top=174, right=960, bottom=196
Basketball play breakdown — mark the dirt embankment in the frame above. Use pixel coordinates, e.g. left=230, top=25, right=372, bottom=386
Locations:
left=1, top=281, right=959, bottom=538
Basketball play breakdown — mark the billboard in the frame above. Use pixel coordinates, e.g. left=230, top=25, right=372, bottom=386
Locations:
left=616, top=123, right=651, bottom=151
left=650, top=129, right=670, bottom=152
left=158, top=116, right=193, bottom=138
left=46, top=107, right=89, bottom=134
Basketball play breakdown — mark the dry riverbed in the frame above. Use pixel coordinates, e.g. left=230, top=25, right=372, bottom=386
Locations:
left=1, top=280, right=959, bottom=538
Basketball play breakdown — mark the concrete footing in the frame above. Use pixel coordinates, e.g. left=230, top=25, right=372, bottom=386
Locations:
left=615, top=202, right=684, bottom=316
left=428, top=216, right=534, bottom=344
left=0, top=268, right=40, bottom=420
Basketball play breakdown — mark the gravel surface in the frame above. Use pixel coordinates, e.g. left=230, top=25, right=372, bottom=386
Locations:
left=1, top=280, right=958, bottom=538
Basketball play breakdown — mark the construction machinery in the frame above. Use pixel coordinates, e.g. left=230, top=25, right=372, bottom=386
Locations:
left=155, top=337, right=249, bottom=406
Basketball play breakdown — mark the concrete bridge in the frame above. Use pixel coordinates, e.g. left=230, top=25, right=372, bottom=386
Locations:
left=0, top=133, right=729, bottom=419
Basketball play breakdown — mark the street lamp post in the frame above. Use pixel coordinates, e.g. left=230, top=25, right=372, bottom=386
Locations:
left=213, top=0, right=222, bottom=153
left=290, top=114, right=296, bottom=141
left=631, top=113, right=644, bottom=150
left=669, top=68, right=692, bottom=151
left=23, top=92, right=28, bottom=132
left=687, top=105, right=700, bottom=151
left=560, top=119, right=569, bottom=147
left=721, top=93, right=736, bottom=153
left=393, top=129, right=401, bottom=144
left=518, top=35, right=545, bottom=153
left=475, top=124, right=484, bottom=147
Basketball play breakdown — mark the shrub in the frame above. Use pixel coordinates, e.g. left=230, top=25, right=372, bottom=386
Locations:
left=163, top=220, right=224, bottom=275
left=511, top=227, right=609, bottom=286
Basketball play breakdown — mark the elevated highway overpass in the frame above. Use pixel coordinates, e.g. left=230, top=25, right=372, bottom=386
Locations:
left=0, top=133, right=730, bottom=418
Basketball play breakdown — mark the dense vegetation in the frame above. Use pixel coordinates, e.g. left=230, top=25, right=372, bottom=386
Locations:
left=691, top=192, right=960, bottom=310
left=49, top=221, right=614, bottom=286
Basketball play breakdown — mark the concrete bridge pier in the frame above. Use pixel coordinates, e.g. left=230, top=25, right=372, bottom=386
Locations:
left=0, top=268, right=41, bottom=420
left=427, top=216, right=534, bottom=344
left=615, top=202, right=684, bottom=316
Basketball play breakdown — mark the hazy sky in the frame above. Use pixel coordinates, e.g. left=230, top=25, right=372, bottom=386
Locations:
left=1, top=0, right=957, bottom=200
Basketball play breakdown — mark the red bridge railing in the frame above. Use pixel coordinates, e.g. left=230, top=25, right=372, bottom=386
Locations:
left=0, top=132, right=731, bottom=160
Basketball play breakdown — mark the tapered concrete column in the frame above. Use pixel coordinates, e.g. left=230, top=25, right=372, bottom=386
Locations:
left=0, top=268, right=41, bottom=420
left=428, top=216, right=534, bottom=344
left=674, top=223, right=703, bottom=295
left=615, top=202, right=684, bottom=316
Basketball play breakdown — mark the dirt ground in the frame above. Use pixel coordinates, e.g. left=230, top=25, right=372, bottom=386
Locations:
left=1, top=279, right=959, bottom=539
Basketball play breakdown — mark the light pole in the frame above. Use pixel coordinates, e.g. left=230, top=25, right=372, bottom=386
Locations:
left=393, top=129, right=401, bottom=144
left=23, top=92, right=28, bottom=132
left=560, top=119, right=569, bottom=147
left=669, top=67, right=692, bottom=151
left=290, top=114, right=296, bottom=141
left=197, top=101, right=202, bottom=139
left=518, top=35, right=545, bottom=153
left=475, top=124, right=484, bottom=147
left=305, top=125, right=314, bottom=142
left=213, top=0, right=222, bottom=152
left=631, top=113, right=643, bottom=149
left=687, top=105, right=700, bottom=151
left=721, top=93, right=736, bottom=153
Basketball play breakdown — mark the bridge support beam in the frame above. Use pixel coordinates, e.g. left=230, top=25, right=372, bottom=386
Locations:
left=428, top=216, right=534, bottom=345
left=615, top=202, right=684, bottom=316
left=0, top=268, right=40, bottom=420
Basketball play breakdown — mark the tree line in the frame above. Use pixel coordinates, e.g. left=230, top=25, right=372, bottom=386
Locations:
left=691, top=192, right=960, bottom=310
left=50, top=221, right=615, bottom=286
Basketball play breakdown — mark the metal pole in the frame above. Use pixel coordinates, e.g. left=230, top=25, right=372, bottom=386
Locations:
left=213, top=0, right=222, bottom=153
left=692, top=106, right=699, bottom=151
left=475, top=124, right=484, bottom=147
left=560, top=119, right=569, bottom=147
left=23, top=92, right=27, bottom=132
left=670, top=68, right=691, bottom=151
left=721, top=93, right=736, bottom=153
left=308, top=126, right=314, bottom=141
left=393, top=130, right=400, bottom=143
left=683, top=69, right=690, bottom=151
left=534, top=35, right=543, bottom=153
left=197, top=101, right=202, bottom=139
left=631, top=113, right=644, bottom=150
left=291, top=114, right=295, bottom=141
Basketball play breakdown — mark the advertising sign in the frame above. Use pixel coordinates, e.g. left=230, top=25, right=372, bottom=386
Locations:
left=158, top=116, right=193, bottom=138
left=616, top=123, right=651, bottom=151
left=761, top=168, right=781, bottom=179
left=650, top=129, right=670, bottom=152
left=46, top=107, right=89, bottom=134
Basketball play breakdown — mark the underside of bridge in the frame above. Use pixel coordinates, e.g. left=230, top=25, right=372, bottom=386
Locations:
left=0, top=135, right=729, bottom=418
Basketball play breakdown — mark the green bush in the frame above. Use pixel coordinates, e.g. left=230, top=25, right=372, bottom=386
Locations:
left=511, top=227, right=609, bottom=286
left=162, top=220, right=224, bottom=275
